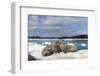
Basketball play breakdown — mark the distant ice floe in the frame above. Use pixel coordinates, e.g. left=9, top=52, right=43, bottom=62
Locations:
left=81, top=43, right=86, bottom=46
left=67, top=43, right=75, bottom=46
left=42, top=42, right=51, bottom=45
left=29, top=43, right=88, bottom=60
left=29, top=42, right=38, bottom=46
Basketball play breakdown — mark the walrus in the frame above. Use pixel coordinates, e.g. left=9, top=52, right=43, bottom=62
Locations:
left=59, top=43, right=68, bottom=53
left=65, top=45, right=78, bottom=52
left=59, top=43, right=78, bottom=53
left=51, top=41, right=62, bottom=53
left=42, top=41, right=62, bottom=56
left=42, top=40, right=78, bottom=56
left=58, top=39, right=78, bottom=53
left=42, top=45, right=53, bottom=56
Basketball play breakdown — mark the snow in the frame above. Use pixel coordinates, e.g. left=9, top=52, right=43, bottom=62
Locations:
left=67, top=43, right=75, bottom=46
left=29, top=43, right=46, bottom=53
left=42, top=42, right=51, bottom=45
left=29, top=43, right=88, bottom=60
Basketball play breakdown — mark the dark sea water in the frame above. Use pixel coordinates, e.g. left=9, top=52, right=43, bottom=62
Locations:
left=28, top=39, right=88, bottom=50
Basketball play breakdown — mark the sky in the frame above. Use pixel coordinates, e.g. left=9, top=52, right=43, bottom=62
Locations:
left=28, top=15, right=88, bottom=37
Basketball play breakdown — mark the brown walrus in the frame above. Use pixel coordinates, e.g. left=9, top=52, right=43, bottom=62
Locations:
left=42, top=45, right=53, bottom=56
left=42, top=40, right=78, bottom=56
left=51, top=41, right=62, bottom=53
left=42, top=41, right=62, bottom=56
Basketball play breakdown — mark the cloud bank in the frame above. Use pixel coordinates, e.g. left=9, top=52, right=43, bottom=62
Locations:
left=28, top=15, right=88, bottom=37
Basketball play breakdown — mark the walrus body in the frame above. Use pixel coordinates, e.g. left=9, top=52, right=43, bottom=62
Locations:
left=42, top=40, right=78, bottom=56
left=64, top=45, right=78, bottom=52
left=51, top=41, right=62, bottom=53
left=42, top=45, right=53, bottom=56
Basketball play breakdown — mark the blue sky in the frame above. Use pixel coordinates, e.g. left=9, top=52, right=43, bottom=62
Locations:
left=28, top=15, right=88, bottom=37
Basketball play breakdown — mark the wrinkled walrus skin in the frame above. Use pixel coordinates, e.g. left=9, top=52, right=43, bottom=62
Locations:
left=42, top=45, right=53, bottom=56
left=42, top=40, right=78, bottom=56
left=64, top=45, right=78, bottom=53
left=51, top=41, right=62, bottom=53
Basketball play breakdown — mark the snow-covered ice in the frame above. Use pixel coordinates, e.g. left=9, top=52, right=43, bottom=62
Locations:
left=29, top=43, right=88, bottom=60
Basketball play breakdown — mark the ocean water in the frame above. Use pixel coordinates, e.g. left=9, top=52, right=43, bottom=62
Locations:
left=28, top=39, right=88, bottom=50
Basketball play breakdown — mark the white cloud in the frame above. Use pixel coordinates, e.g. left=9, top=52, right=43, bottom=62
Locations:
left=28, top=15, right=87, bottom=26
left=28, top=25, right=61, bottom=31
left=28, top=15, right=88, bottom=37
